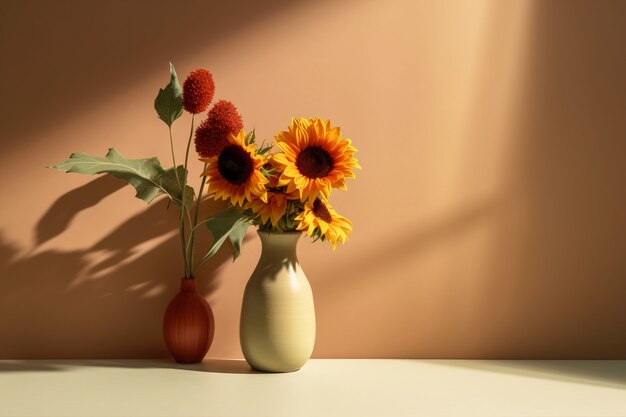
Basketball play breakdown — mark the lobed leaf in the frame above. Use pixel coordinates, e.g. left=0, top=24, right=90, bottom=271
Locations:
left=49, top=148, right=194, bottom=207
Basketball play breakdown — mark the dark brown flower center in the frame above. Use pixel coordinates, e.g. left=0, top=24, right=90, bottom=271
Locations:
left=218, top=145, right=253, bottom=185
left=312, top=199, right=333, bottom=223
left=296, top=146, right=334, bottom=179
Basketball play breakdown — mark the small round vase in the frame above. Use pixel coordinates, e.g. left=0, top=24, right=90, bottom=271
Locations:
left=163, top=277, right=215, bottom=364
left=240, top=231, right=316, bottom=373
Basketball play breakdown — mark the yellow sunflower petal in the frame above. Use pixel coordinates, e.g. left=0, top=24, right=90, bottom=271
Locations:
left=271, top=117, right=359, bottom=204
left=205, top=129, right=268, bottom=207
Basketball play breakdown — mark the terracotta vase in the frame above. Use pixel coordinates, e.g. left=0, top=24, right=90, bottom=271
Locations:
left=240, top=231, right=316, bottom=372
left=163, top=277, right=214, bottom=364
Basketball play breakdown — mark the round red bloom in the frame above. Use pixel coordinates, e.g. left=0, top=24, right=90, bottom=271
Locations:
left=183, top=69, right=215, bottom=114
left=194, top=100, right=244, bottom=158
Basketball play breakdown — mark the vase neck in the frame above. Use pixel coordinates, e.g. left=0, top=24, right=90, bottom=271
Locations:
left=179, top=277, right=197, bottom=293
left=257, top=231, right=301, bottom=264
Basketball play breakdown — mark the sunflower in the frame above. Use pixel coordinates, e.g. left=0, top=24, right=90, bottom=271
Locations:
left=272, top=118, right=360, bottom=202
left=295, top=198, right=352, bottom=249
left=201, top=130, right=268, bottom=206
left=247, top=162, right=300, bottom=227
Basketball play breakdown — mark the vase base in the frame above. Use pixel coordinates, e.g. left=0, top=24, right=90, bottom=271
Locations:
left=249, top=365, right=302, bottom=373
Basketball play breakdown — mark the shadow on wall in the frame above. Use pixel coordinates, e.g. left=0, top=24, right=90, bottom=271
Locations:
left=0, top=0, right=310, bottom=147
left=0, top=176, right=231, bottom=359
left=311, top=0, right=626, bottom=359
left=35, top=176, right=126, bottom=245
left=480, top=0, right=626, bottom=357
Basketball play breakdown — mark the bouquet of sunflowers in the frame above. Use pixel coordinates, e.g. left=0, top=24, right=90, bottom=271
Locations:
left=51, top=64, right=359, bottom=278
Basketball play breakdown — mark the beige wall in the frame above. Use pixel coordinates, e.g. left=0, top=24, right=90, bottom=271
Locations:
left=1, top=0, right=624, bottom=359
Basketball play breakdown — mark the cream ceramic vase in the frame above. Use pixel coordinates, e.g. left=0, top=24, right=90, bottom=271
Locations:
left=240, top=231, right=316, bottom=372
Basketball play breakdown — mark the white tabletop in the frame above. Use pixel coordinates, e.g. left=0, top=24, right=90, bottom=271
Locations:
left=1, top=359, right=625, bottom=417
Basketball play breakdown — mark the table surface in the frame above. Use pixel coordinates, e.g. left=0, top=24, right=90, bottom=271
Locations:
left=1, top=359, right=625, bottom=417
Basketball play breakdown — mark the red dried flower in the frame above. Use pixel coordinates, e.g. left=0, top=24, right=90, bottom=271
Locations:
left=195, top=100, right=244, bottom=158
left=183, top=69, right=215, bottom=114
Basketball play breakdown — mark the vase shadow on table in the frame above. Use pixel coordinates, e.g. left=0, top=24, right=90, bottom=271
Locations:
left=84, top=358, right=260, bottom=374
left=0, top=359, right=259, bottom=375
left=0, top=176, right=235, bottom=362
left=431, top=360, right=626, bottom=390
left=0, top=361, right=70, bottom=373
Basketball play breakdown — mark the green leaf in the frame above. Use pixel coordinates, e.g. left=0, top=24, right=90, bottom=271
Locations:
left=228, top=219, right=252, bottom=261
left=49, top=148, right=194, bottom=206
left=199, top=208, right=250, bottom=264
left=154, top=62, right=183, bottom=127
left=245, top=130, right=255, bottom=145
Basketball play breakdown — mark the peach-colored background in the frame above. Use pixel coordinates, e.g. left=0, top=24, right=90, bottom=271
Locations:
left=1, top=0, right=625, bottom=359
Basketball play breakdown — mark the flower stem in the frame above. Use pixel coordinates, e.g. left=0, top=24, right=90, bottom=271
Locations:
left=184, top=116, right=195, bottom=174
left=180, top=114, right=196, bottom=277
left=168, top=125, right=188, bottom=277
left=189, top=162, right=208, bottom=273
left=168, top=126, right=181, bottom=188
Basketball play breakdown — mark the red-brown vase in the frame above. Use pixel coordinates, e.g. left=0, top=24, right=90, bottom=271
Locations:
left=163, top=277, right=214, bottom=363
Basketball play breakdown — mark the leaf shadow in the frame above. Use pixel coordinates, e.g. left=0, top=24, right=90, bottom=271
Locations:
left=0, top=177, right=234, bottom=359
left=35, top=175, right=126, bottom=245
